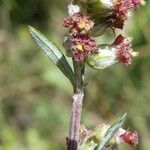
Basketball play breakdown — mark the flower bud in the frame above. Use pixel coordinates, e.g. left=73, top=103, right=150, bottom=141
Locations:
left=63, top=35, right=97, bottom=62
left=120, top=131, right=139, bottom=146
left=114, top=34, right=139, bottom=65
left=86, top=35, right=139, bottom=69
left=93, top=124, right=139, bottom=146
left=71, top=35, right=97, bottom=62
left=78, top=123, right=139, bottom=149
left=63, top=13, right=94, bottom=36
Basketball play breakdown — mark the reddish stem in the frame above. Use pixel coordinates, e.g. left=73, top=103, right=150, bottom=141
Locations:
left=67, top=91, right=84, bottom=150
left=67, top=61, right=85, bottom=150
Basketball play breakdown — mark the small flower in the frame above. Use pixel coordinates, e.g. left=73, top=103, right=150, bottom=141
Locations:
left=71, top=35, right=97, bottom=62
left=86, top=35, right=138, bottom=69
left=120, top=131, right=139, bottom=146
left=114, top=34, right=139, bottom=65
left=114, top=0, right=138, bottom=12
left=93, top=123, right=138, bottom=146
left=102, top=0, right=143, bottom=29
left=63, top=13, right=94, bottom=36
left=63, top=10, right=97, bottom=62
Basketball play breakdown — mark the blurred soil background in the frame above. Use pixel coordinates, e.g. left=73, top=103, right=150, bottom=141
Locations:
left=0, top=0, right=150, bottom=150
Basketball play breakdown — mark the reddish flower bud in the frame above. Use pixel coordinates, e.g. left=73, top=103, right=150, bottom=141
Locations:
left=86, top=35, right=138, bottom=69
left=114, top=0, right=136, bottom=12
left=113, top=35, right=133, bottom=65
left=63, top=11, right=97, bottom=62
left=104, top=0, right=143, bottom=29
left=120, top=131, right=139, bottom=146
left=63, top=13, right=94, bottom=36
left=63, top=16, right=75, bottom=28
left=71, top=35, right=97, bottom=62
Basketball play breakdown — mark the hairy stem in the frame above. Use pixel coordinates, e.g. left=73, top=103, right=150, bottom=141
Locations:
left=67, top=61, right=85, bottom=150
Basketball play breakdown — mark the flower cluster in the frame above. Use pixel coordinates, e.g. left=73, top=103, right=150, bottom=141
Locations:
left=79, top=123, right=139, bottom=149
left=86, top=34, right=138, bottom=69
left=120, top=131, right=139, bottom=146
left=114, top=34, right=133, bottom=65
left=71, top=35, right=97, bottom=62
left=63, top=13, right=94, bottom=36
left=63, top=1, right=143, bottom=66
left=63, top=5, right=97, bottom=62
left=106, top=0, right=143, bottom=29
left=96, top=124, right=139, bottom=146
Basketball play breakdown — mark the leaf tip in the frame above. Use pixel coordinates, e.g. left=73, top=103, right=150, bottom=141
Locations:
left=122, top=113, right=127, bottom=119
left=28, top=25, right=36, bottom=36
left=28, top=25, right=33, bottom=30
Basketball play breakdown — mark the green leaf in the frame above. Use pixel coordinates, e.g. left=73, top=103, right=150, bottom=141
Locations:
left=95, top=113, right=127, bottom=150
left=29, top=26, right=75, bottom=85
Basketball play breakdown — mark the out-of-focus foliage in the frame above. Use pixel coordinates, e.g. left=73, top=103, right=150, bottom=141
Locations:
left=0, top=0, right=149, bottom=150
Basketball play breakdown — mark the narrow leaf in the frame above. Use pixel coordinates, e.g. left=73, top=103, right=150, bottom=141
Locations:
left=95, top=113, right=127, bottom=150
left=29, top=26, right=75, bottom=85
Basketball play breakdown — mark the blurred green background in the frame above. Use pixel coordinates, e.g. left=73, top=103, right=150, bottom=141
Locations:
left=0, top=0, right=149, bottom=150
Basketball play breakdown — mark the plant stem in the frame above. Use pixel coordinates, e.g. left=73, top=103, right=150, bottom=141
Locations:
left=67, top=61, right=85, bottom=150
